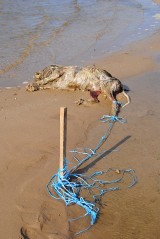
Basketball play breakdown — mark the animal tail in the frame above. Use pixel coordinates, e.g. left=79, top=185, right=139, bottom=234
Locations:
left=121, top=90, right=131, bottom=108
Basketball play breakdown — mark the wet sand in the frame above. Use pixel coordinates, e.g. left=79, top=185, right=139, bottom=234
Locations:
left=1, top=0, right=160, bottom=89
left=0, top=31, right=160, bottom=239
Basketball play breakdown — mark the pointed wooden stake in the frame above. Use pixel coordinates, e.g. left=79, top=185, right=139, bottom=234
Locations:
left=59, top=107, right=67, bottom=177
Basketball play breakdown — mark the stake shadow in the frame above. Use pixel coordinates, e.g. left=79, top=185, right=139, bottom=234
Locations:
left=74, top=135, right=131, bottom=174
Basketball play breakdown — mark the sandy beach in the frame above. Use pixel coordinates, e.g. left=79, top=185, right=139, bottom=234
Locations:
left=1, top=11, right=160, bottom=239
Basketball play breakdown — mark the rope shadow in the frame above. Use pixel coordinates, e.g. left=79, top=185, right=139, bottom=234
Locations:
left=74, top=135, right=131, bottom=174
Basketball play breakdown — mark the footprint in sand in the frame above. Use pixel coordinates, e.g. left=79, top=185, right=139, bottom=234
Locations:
left=18, top=200, right=69, bottom=239
left=20, top=226, right=43, bottom=239
left=20, top=226, right=68, bottom=239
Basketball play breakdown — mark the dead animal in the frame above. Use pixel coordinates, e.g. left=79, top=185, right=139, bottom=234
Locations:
left=26, top=65, right=130, bottom=108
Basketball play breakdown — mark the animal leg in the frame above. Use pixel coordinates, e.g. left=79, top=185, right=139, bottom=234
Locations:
left=26, top=82, right=40, bottom=92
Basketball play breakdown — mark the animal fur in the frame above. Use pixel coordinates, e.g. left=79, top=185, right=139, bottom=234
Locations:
left=26, top=65, right=130, bottom=108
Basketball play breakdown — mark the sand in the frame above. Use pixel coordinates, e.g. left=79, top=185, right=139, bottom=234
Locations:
left=0, top=31, right=160, bottom=238
left=154, top=0, right=160, bottom=4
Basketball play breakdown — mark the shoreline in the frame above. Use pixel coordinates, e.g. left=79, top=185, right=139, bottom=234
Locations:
left=1, top=28, right=160, bottom=90
left=0, top=27, right=160, bottom=238
left=93, top=29, right=160, bottom=79
left=1, top=0, right=160, bottom=89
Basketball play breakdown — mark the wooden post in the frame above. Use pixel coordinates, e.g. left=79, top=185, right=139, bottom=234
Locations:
left=59, top=107, right=67, bottom=177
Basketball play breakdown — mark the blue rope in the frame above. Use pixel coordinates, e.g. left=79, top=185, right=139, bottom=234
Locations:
left=46, top=101, right=137, bottom=235
left=100, top=115, right=127, bottom=123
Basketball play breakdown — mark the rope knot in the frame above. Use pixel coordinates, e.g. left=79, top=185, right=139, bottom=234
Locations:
left=100, top=115, right=126, bottom=123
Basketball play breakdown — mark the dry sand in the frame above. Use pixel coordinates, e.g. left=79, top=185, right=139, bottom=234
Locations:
left=0, top=31, right=160, bottom=238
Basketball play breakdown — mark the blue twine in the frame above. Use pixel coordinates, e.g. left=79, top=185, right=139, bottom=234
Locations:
left=100, top=115, right=127, bottom=123
left=46, top=101, right=137, bottom=235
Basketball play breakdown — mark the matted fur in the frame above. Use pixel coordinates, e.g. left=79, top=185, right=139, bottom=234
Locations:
left=26, top=65, right=130, bottom=107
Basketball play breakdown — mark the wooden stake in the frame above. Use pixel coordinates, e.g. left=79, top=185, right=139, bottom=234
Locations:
left=59, top=107, right=67, bottom=177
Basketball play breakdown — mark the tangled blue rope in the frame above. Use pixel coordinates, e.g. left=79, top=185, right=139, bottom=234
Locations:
left=46, top=101, right=137, bottom=235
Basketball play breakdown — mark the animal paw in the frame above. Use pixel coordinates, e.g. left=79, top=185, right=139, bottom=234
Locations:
left=26, top=83, right=40, bottom=92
